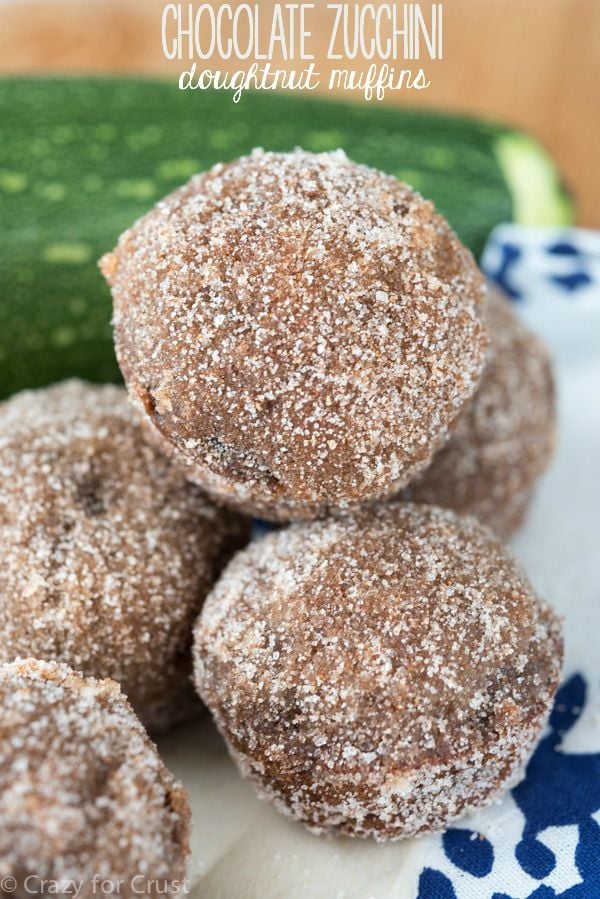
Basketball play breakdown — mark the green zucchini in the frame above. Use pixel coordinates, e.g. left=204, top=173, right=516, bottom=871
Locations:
left=0, top=77, right=572, bottom=399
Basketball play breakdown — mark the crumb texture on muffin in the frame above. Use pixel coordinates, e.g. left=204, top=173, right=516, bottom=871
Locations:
left=401, top=287, right=556, bottom=536
left=102, top=149, right=487, bottom=520
left=0, top=379, right=249, bottom=731
left=194, top=503, right=562, bottom=840
left=0, top=659, right=190, bottom=891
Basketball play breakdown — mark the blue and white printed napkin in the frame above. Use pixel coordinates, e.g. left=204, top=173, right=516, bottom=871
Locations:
left=415, top=225, right=600, bottom=899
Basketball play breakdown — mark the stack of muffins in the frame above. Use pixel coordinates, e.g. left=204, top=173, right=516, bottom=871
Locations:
left=0, top=150, right=562, bottom=891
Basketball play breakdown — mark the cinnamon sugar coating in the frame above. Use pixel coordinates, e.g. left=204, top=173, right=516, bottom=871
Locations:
left=0, top=380, right=249, bottom=732
left=0, top=659, right=190, bottom=894
left=401, top=287, right=556, bottom=537
left=194, top=503, right=562, bottom=840
left=101, top=149, right=487, bottom=521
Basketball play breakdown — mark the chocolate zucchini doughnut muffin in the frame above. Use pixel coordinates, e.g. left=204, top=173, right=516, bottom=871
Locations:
left=401, top=287, right=556, bottom=536
left=0, top=380, right=249, bottom=732
left=194, top=503, right=562, bottom=840
left=101, top=149, right=487, bottom=521
left=0, top=659, right=190, bottom=894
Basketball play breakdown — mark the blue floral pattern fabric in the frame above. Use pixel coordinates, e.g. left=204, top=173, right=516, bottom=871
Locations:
left=417, top=676, right=600, bottom=899
left=481, top=226, right=600, bottom=304
left=411, top=226, right=600, bottom=899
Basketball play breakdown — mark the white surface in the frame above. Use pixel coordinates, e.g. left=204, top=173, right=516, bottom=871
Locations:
left=158, top=285, right=600, bottom=899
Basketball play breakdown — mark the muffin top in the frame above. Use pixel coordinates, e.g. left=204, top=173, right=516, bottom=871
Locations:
left=195, top=503, right=562, bottom=836
left=402, top=287, right=556, bottom=536
left=102, top=149, right=487, bottom=518
left=0, top=659, right=190, bottom=883
left=0, top=379, right=248, bottom=731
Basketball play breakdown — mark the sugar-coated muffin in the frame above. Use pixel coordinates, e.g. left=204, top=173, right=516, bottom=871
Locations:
left=0, top=659, right=190, bottom=894
left=194, top=503, right=562, bottom=840
left=101, top=149, right=487, bottom=521
left=0, top=380, right=249, bottom=732
left=400, top=286, right=556, bottom=536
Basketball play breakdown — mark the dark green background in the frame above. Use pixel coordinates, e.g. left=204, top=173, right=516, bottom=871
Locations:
left=0, top=78, right=565, bottom=398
